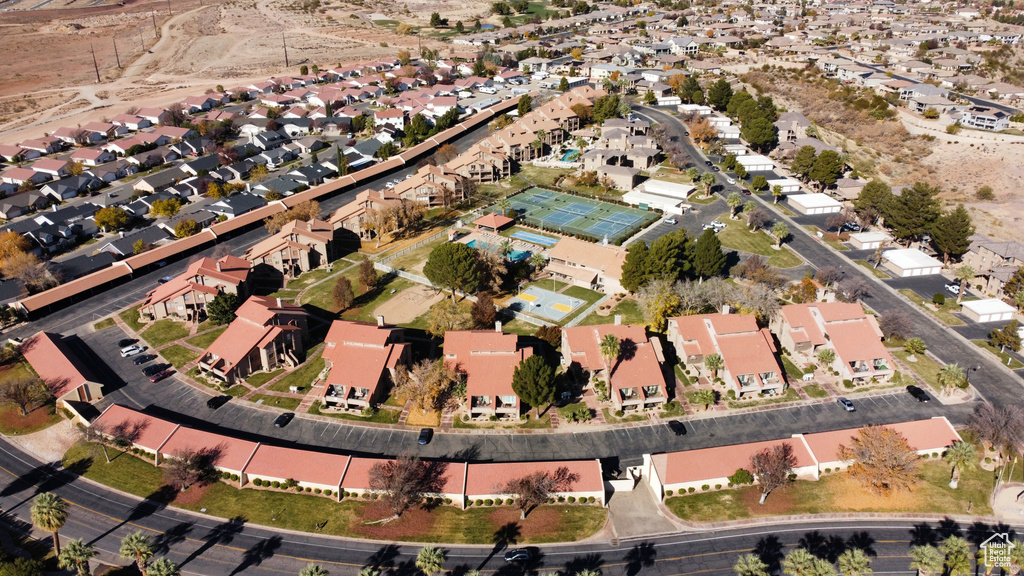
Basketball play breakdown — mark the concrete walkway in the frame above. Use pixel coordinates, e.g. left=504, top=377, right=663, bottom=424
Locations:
left=607, top=480, right=679, bottom=539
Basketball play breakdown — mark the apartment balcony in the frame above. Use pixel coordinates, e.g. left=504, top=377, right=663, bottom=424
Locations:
left=619, top=388, right=643, bottom=407
left=643, top=385, right=665, bottom=402
left=471, top=396, right=492, bottom=409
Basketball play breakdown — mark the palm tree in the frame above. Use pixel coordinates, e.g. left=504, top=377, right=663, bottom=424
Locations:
left=704, top=353, right=724, bottom=380
left=735, top=553, right=770, bottom=576
left=499, top=238, right=514, bottom=260
left=528, top=252, right=547, bottom=272
left=119, top=531, right=154, bottom=572
left=416, top=546, right=446, bottom=576
left=31, top=492, right=68, bottom=557
left=1008, top=540, right=1024, bottom=576
left=782, top=549, right=817, bottom=576
left=695, top=388, right=716, bottom=410
left=772, top=184, right=783, bottom=204
left=600, top=333, right=620, bottom=382
left=727, top=192, right=743, bottom=219
left=956, top=265, right=974, bottom=305
left=146, top=557, right=181, bottom=576
left=701, top=172, right=716, bottom=197
left=909, top=545, right=944, bottom=576
left=939, top=536, right=972, bottom=576
left=58, top=539, right=96, bottom=576
left=687, top=167, right=700, bottom=182
left=816, top=348, right=836, bottom=368
left=358, top=568, right=380, bottom=576
left=576, top=570, right=601, bottom=576
left=837, top=548, right=873, bottom=576
left=937, top=363, right=967, bottom=396
left=772, top=222, right=789, bottom=247
left=300, top=564, right=331, bottom=576
left=809, top=558, right=837, bottom=576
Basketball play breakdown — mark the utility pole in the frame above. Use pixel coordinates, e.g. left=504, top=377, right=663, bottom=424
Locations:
left=282, top=34, right=289, bottom=68
left=90, top=44, right=101, bottom=83
left=113, top=37, right=121, bottom=69
left=152, top=12, right=158, bottom=36
left=166, top=0, right=171, bottom=15
left=140, top=30, right=145, bottom=52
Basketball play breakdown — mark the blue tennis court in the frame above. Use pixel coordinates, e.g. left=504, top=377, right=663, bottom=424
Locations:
left=510, top=231, right=558, bottom=247
left=505, top=188, right=658, bottom=245
left=562, top=202, right=596, bottom=216
left=542, top=211, right=582, bottom=226
left=510, top=286, right=584, bottom=321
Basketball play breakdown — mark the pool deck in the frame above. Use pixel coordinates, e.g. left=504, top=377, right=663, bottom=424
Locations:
left=458, top=231, right=538, bottom=257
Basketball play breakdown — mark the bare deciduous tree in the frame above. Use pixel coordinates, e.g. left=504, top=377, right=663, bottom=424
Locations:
left=368, top=455, right=447, bottom=519
left=0, top=375, right=49, bottom=416
left=751, top=443, right=796, bottom=504
left=163, top=447, right=222, bottom=491
left=837, top=276, right=871, bottom=303
left=500, top=466, right=580, bottom=519
left=837, top=426, right=920, bottom=494
left=878, top=310, right=912, bottom=341
left=816, top=266, right=843, bottom=290
left=392, top=359, right=457, bottom=413
left=968, top=404, right=1024, bottom=458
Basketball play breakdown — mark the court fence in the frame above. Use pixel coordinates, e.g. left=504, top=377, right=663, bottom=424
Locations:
left=508, top=188, right=657, bottom=245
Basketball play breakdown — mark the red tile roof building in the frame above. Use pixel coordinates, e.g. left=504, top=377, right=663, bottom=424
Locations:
left=443, top=329, right=533, bottom=419
left=321, top=319, right=411, bottom=411
left=561, top=323, right=668, bottom=411
left=197, top=295, right=309, bottom=385
left=667, top=313, right=783, bottom=398
left=139, top=255, right=252, bottom=323
left=244, top=219, right=335, bottom=284
left=21, top=332, right=104, bottom=408
left=773, top=303, right=895, bottom=384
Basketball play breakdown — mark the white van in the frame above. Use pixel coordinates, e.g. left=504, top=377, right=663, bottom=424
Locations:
left=479, top=86, right=498, bottom=95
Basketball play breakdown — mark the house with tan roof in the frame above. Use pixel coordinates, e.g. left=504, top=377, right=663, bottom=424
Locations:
left=774, top=302, right=894, bottom=384
left=244, top=218, right=335, bottom=285
left=321, top=318, right=411, bottom=411
left=444, top=328, right=533, bottom=419
left=667, top=313, right=783, bottom=398
left=21, top=331, right=104, bottom=410
left=546, top=237, right=628, bottom=294
left=561, top=321, right=668, bottom=411
left=139, top=255, right=252, bottom=323
left=390, top=165, right=466, bottom=208
left=197, top=295, right=309, bottom=385
left=444, top=144, right=511, bottom=183
left=962, top=234, right=1024, bottom=296
left=327, top=189, right=401, bottom=239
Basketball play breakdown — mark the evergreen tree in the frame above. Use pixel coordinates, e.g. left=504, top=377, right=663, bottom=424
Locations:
left=207, top=292, right=241, bottom=325
left=853, top=180, right=892, bottom=220
left=741, top=117, right=779, bottom=153
left=809, top=150, right=843, bottom=192
left=620, top=241, right=650, bottom=293
left=646, top=229, right=694, bottom=281
left=989, top=319, right=1022, bottom=353
left=558, top=76, right=570, bottom=91
left=883, top=182, right=942, bottom=244
left=518, top=94, right=533, bottom=116
left=423, top=242, right=481, bottom=301
left=692, top=229, right=727, bottom=279
left=931, top=204, right=974, bottom=264
left=706, top=78, right=733, bottom=110
left=790, top=145, right=817, bottom=181
left=511, top=355, right=556, bottom=416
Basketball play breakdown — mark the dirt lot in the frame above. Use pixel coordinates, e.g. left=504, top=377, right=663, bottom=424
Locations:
left=373, top=284, right=444, bottom=325
left=0, top=0, right=486, bottom=144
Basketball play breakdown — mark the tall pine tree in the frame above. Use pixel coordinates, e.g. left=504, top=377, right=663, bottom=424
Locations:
left=931, top=204, right=974, bottom=264
left=646, top=229, right=694, bottom=282
left=620, top=241, right=650, bottom=293
left=692, top=229, right=728, bottom=279
left=884, top=182, right=942, bottom=244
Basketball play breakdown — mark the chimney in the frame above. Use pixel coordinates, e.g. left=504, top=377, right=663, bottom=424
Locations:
left=277, top=297, right=283, bottom=308
left=216, top=261, right=222, bottom=272
left=614, top=314, right=622, bottom=325
left=495, top=320, right=502, bottom=333
left=721, top=304, right=731, bottom=315
left=377, top=315, right=385, bottom=328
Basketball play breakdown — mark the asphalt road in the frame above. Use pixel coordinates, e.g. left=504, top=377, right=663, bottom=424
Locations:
left=3, top=436, right=1020, bottom=576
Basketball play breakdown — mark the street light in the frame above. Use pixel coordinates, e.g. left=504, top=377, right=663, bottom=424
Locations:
left=967, top=365, right=981, bottom=384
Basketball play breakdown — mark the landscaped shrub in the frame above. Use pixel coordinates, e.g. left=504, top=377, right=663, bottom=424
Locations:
left=271, top=481, right=281, bottom=488
left=465, top=500, right=472, bottom=507
left=587, top=496, right=595, bottom=503
left=253, top=479, right=263, bottom=487
left=666, top=490, right=674, bottom=496
left=305, top=487, right=311, bottom=492
left=728, top=468, right=754, bottom=485
left=932, top=293, right=945, bottom=306
left=558, top=496, right=566, bottom=502
left=922, top=454, right=930, bottom=459
left=484, top=499, right=494, bottom=506
left=727, top=390, right=736, bottom=400
left=314, top=488, right=322, bottom=494
left=932, top=452, right=939, bottom=458
left=221, top=472, right=230, bottom=479
left=296, top=486, right=303, bottom=492
left=445, top=498, right=453, bottom=505
left=843, top=379, right=854, bottom=388
left=688, top=487, right=695, bottom=494
left=324, top=490, right=331, bottom=496
left=230, top=474, right=239, bottom=481
left=715, top=484, right=722, bottom=490
left=567, top=496, right=576, bottom=503
left=824, top=468, right=832, bottom=473
left=614, top=410, right=624, bottom=417
left=986, top=457, right=993, bottom=463
left=362, top=493, right=371, bottom=499
left=475, top=499, right=484, bottom=506
left=701, top=484, right=710, bottom=491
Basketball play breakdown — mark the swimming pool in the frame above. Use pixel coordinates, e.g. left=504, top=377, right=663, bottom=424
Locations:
left=560, top=149, right=580, bottom=162
left=466, top=239, right=531, bottom=261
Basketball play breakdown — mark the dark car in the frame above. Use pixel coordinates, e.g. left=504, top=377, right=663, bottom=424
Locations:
left=705, top=160, right=713, bottom=166
left=132, top=354, right=155, bottom=365
left=504, top=549, right=532, bottom=563
left=837, top=397, right=855, bottom=412
left=906, top=385, right=930, bottom=402
left=150, top=370, right=173, bottom=383
left=274, top=412, right=295, bottom=428
left=207, top=395, right=231, bottom=410
left=158, top=276, right=174, bottom=284
left=668, top=420, right=686, bottom=436
left=742, top=189, right=751, bottom=195
left=712, top=165, right=721, bottom=171
left=418, top=428, right=433, bottom=445
left=117, top=338, right=137, bottom=347
left=142, top=364, right=165, bottom=377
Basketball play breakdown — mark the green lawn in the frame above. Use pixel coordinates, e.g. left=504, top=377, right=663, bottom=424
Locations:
left=526, top=278, right=570, bottom=293
left=716, top=214, right=803, bottom=268
left=118, top=305, right=145, bottom=332
left=269, top=353, right=326, bottom=393
left=267, top=289, right=301, bottom=302
left=557, top=286, right=606, bottom=325
left=160, top=345, right=199, bottom=369
left=286, top=268, right=334, bottom=290
left=803, top=384, right=829, bottom=399
left=63, top=441, right=606, bottom=544
left=185, top=327, right=227, bottom=350
left=308, top=400, right=401, bottom=423
left=898, top=289, right=966, bottom=326
left=248, top=394, right=302, bottom=411
left=782, top=355, right=808, bottom=380
left=577, top=298, right=644, bottom=326
left=665, top=459, right=994, bottom=522
left=141, top=319, right=191, bottom=348
left=93, top=317, right=116, bottom=331
left=972, top=340, right=1024, bottom=369
left=225, top=385, right=249, bottom=397
left=854, top=260, right=891, bottom=279
left=0, top=361, right=61, bottom=434
left=246, top=368, right=285, bottom=388
left=385, top=239, right=445, bottom=272
left=602, top=408, right=648, bottom=424
left=892, top=349, right=943, bottom=393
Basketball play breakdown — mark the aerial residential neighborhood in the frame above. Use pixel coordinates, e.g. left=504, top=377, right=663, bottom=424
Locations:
left=1, top=0, right=1024, bottom=574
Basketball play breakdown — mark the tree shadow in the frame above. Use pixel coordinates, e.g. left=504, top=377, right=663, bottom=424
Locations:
left=179, top=516, right=246, bottom=568
left=800, top=531, right=848, bottom=563
left=847, top=532, right=877, bottom=556
left=151, top=521, right=193, bottom=556
left=563, top=553, right=603, bottom=576
left=755, top=535, right=785, bottom=573
left=88, top=484, right=178, bottom=546
left=967, top=521, right=1016, bottom=548
left=910, top=523, right=939, bottom=547
left=624, top=542, right=656, bottom=576
left=937, top=518, right=962, bottom=539
left=228, top=534, right=282, bottom=576
left=477, top=522, right=522, bottom=570
left=365, top=544, right=400, bottom=573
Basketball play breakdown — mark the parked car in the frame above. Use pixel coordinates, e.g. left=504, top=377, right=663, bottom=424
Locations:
left=117, top=338, right=137, bottom=347
left=712, top=166, right=721, bottom=172
left=726, top=177, right=736, bottom=185
left=142, top=364, right=164, bottom=376
left=207, top=395, right=231, bottom=410
left=158, top=276, right=174, bottom=284
left=705, top=160, right=713, bottom=166
left=702, top=224, right=720, bottom=232
left=120, top=345, right=145, bottom=358
left=150, top=370, right=173, bottom=383
left=906, top=385, right=930, bottom=402
left=132, top=354, right=155, bottom=365
left=742, top=189, right=751, bottom=195
left=664, top=217, right=678, bottom=224
left=418, top=428, right=433, bottom=445
left=945, top=283, right=961, bottom=295
left=841, top=222, right=861, bottom=232
left=504, top=549, right=532, bottom=563
left=837, top=397, right=855, bottom=412
left=274, top=412, right=295, bottom=428
left=710, top=221, right=726, bottom=229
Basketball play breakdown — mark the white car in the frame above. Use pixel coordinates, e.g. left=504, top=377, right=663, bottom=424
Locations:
left=702, top=224, right=720, bottom=233
left=384, top=182, right=395, bottom=189
left=726, top=177, right=736, bottom=185
left=710, top=220, right=726, bottom=229
left=664, top=218, right=678, bottom=224
left=945, top=283, right=961, bottom=295
left=120, top=345, right=146, bottom=358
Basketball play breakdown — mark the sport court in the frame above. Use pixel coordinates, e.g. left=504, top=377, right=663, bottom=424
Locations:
left=511, top=286, right=584, bottom=321
left=509, top=188, right=657, bottom=245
